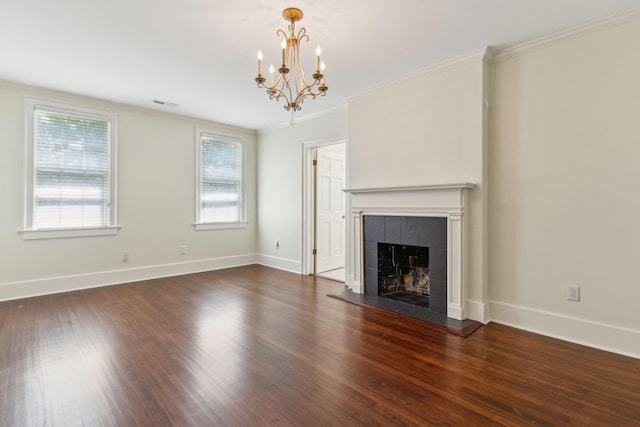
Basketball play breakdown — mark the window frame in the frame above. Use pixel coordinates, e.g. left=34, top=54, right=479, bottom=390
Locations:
left=21, top=98, right=119, bottom=240
left=195, top=128, right=247, bottom=230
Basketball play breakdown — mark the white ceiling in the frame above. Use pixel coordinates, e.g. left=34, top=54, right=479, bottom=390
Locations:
left=2, top=0, right=640, bottom=130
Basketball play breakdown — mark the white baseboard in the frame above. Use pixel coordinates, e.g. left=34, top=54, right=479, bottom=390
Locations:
left=466, top=299, right=489, bottom=324
left=256, top=254, right=302, bottom=274
left=447, top=304, right=464, bottom=321
left=346, top=276, right=360, bottom=293
left=490, top=301, right=640, bottom=359
left=0, top=254, right=258, bottom=302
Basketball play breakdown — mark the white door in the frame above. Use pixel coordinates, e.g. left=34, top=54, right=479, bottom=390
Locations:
left=315, top=144, right=346, bottom=273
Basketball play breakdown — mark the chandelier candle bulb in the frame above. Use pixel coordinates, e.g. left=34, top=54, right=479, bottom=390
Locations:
left=316, top=46, right=321, bottom=73
left=257, top=50, right=263, bottom=75
left=269, top=64, right=275, bottom=85
left=281, top=40, right=287, bottom=67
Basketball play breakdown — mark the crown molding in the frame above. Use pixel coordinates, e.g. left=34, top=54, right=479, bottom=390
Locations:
left=494, top=7, right=640, bottom=62
left=347, top=47, right=490, bottom=102
left=0, top=79, right=257, bottom=137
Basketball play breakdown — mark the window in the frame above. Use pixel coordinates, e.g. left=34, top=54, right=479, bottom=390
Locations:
left=196, top=130, right=245, bottom=229
left=23, top=99, right=117, bottom=239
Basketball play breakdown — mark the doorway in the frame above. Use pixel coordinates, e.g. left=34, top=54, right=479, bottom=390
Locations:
left=302, top=139, right=347, bottom=282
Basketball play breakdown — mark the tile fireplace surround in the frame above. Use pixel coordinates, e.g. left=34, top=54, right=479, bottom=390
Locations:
left=345, top=184, right=475, bottom=321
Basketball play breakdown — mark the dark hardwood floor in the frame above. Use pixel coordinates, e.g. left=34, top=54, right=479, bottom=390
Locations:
left=1, top=265, right=638, bottom=426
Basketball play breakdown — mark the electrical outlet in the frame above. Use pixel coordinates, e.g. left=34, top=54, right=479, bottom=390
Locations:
left=567, top=285, right=580, bottom=302
left=122, top=252, right=129, bottom=263
left=180, top=245, right=187, bottom=255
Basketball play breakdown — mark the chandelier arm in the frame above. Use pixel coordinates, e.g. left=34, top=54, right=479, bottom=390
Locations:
left=293, top=88, right=317, bottom=107
left=295, top=28, right=314, bottom=88
left=276, top=29, right=288, bottom=40
left=268, top=88, right=286, bottom=102
left=263, top=72, right=285, bottom=91
left=295, top=44, right=312, bottom=90
left=260, top=73, right=296, bottom=111
left=293, top=93, right=310, bottom=108
left=266, top=85, right=291, bottom=106
left=297, top=28, right=309, bottom=43
left=279, top=72, right=296, bottom=108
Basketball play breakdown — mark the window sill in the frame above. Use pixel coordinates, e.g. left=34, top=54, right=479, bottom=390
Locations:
left=194, top=222, right=248, bottom=231
left=19, top=226, right=121, bottom=240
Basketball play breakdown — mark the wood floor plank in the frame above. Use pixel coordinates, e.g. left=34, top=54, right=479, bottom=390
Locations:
left=0, top=264, right=638, bottom=426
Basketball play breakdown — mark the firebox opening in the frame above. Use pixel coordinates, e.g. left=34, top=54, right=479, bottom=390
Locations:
left=378, top=243, right=430, bottom=308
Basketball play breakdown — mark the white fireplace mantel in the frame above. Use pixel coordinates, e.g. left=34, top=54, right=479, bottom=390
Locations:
left=345, top=183, right=475, bottom=320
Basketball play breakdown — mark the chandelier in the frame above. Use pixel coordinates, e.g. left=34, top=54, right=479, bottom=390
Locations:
left=255, top=7, right=327, bottom=122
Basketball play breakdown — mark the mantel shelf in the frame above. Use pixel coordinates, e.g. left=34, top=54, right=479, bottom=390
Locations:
left=344, top=183, right=475, bottom=194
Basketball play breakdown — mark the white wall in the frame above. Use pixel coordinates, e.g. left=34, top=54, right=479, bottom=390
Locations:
left=348, top=57, right=485, bottom=190
left=489, top=18, right=640, bottom=357
left=0, top=81, right=257, bottom=300
left=347, top=52, right=489, bottom=318
left=257, top=108, right=348, bottom=273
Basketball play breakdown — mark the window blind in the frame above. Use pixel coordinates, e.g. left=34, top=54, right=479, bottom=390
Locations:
left=200, top=135, right=242, bottom=223
left=33, top=108, right=110, bottom=229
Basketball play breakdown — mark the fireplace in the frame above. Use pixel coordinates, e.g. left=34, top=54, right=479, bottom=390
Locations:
left=345, top=184, right=474, bottom=320
left=364, top=215, right=447, bottom=314
left=378, top=243, right=430, bottom=306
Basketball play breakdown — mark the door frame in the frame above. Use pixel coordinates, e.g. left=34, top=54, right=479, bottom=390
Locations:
left=301, top=135, right=347, bottom=276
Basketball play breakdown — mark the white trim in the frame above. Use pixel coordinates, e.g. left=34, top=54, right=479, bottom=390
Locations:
left=347, top=184, right=473, bottom=321
left=24, top=97, right=118, bottom=232
left=195, top=129, right=246, bottom=225
left=348, top=213, right=362, bottom=292
left=194, top=222, right=248, bottom=231
left=493, top=7, right=640, bottom=62
left=347, top=49, right=488, bottom=102
left=490, top=301, right=640, bottom=360
left=346, top=278, right=359, bottom=292
left=302, top=146, right=315, bottom=275
left=0, top=79, right=255, bottom=137
left=301, top=136, right=348, bottom=276
left=466, top=299, right=489, bottom=324
left=347, top=207, right=463, bottom=216
left=256, top=254, right=302, bottom=274
left=19, top=226, right=120, bottom=240
left=0, top=254, right=257, bottom=303
left=345, top=183, right=475, bottom=194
